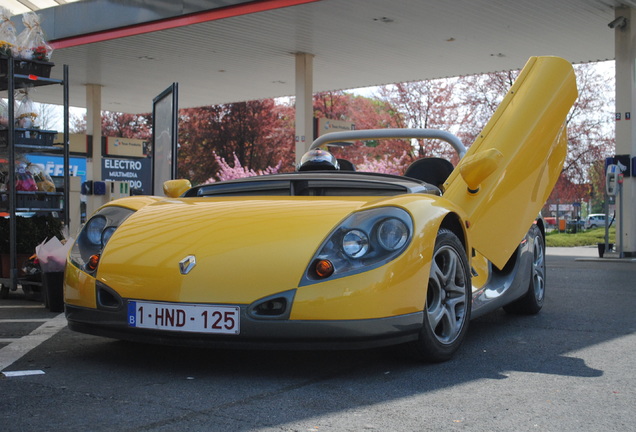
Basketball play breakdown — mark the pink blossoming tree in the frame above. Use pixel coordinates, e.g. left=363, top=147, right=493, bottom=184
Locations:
left=204, top=153, right=281, bottom=183
left=355, top=151, right=411, bottom=175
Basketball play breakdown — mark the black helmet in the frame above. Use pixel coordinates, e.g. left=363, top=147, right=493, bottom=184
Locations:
left=297, top=149, right=340, bottom=171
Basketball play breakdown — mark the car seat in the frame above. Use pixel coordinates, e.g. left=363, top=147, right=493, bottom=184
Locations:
left=337, top=159, right=356, bottom=171
left=404, top=157, right=454, bottom=190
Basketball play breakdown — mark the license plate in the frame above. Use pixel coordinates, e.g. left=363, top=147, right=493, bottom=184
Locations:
left=127, top=300, right=240, bottom=335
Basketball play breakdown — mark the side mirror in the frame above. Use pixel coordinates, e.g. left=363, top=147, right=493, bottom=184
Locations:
left=163, top=179, right=192, bottom=198
left=459, top=148, right=503, bottom=194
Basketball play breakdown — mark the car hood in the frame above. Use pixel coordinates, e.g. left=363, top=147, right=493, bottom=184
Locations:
left=96, top=196, right=386, bottom=303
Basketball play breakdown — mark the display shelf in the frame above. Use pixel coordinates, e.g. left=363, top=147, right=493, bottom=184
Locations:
left=0, top=56, right=56, bottom=90
left=1, top=191, right=63, bottom=211
left=0, top=57, right=70, bottom=298
left=0, top=128, right=58, bottom=148
left=14, top=144, right=64, bottom=152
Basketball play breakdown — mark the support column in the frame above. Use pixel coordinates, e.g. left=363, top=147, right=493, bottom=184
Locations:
left=86, top=84, right=102, bottom=181
left=295, top=52, right=314, bottom=165
left=614, top=7, right=636, bottom=256
left=85, top=84, right=103, bottom=216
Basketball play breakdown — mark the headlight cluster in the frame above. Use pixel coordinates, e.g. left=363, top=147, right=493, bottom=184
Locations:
left=70, top=206, right=134, bottom=274
left=301, top=207, right=413, bottom=286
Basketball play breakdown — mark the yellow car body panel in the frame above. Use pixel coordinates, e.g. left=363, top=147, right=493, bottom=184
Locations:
left=102, top=195, right=165, bottom=211
left=444, top=56, right=577, bottom=268
left=66, top=195, right=456, bottom=320
left=64, top=264, right=97, bottom=308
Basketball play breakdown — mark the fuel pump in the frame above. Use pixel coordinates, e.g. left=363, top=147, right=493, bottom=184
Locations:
left=604, top=162, right=627, bottom=258
left=606, top=164, right=620, bottom=196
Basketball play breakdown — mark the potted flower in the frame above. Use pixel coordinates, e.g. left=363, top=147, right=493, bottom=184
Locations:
left=0, top=40, right=13, bottom=58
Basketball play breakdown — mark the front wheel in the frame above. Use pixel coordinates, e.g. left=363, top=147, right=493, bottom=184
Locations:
left=406, top=229, right=471, bottom=362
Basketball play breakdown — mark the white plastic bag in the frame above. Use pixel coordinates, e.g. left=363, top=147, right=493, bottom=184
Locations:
left=15, top=88, right=38, bottom=128
left=27, top=163, right=56, bottom=192
left=0, top=7, right=18, bottom=57
left=0, top=99, right=8, bottom=128
left=36, top=236, right=73, bottom=273
left=16, top=12, right=52, bottom=61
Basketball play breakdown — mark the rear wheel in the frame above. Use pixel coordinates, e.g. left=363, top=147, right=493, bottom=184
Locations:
left=406, top=229, right=471, bottom=362
left=504, top=224, right=545, bottom=315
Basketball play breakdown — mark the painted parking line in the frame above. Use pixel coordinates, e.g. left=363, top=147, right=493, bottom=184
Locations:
left=0, top=319, right=50, bottom=323
left=0, top=319, right=55, bottom=344
left=3, top=370, right=46, bottom=377
left=0, top=313, right=67, bottom=373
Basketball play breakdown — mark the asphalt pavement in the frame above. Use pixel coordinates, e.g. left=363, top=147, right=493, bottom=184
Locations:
left=1, top=247, right=635, bottom=432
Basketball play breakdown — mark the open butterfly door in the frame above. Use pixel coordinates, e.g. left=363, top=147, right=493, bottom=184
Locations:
left=443, top=56, right=578, bottom=269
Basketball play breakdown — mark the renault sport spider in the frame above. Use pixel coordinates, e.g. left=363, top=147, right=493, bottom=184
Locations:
left=64, top=56, right=577, bottom=361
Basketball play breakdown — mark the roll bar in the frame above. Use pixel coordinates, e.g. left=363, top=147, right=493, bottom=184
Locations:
left=309, top=128, right=467, bottom=159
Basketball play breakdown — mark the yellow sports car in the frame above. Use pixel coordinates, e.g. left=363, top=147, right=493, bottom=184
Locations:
left=64, top=56, right=577, bottom=361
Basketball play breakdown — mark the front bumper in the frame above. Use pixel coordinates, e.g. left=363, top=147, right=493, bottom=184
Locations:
left=65, top=304, right=423, bottom=350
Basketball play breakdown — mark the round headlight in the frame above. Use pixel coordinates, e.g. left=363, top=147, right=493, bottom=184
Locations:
left=377, top=218, right=409, bottom=251
left=101, top=226, right=117, bottom=246
left=86, top=216, right=107, bottom=245
left=342, top=229, right=369, bottom=258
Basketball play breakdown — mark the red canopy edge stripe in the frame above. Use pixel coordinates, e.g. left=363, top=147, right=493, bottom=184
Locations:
left=50, top=0, right=321, bottom=49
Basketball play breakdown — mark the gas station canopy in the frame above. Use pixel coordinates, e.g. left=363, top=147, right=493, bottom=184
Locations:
left=9, top=0, right=628, bottom=114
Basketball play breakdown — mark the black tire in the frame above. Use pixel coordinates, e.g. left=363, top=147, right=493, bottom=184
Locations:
left=503, top=224, right=545, bottom=315
left=0, top=284, right=9, bottom=299
left=406, top=228, right=471, bottom=362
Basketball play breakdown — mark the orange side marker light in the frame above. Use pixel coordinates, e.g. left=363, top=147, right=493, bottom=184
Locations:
left=314, top=259, right=334, bottom=278
left=86, top=254, right=100, bottom=272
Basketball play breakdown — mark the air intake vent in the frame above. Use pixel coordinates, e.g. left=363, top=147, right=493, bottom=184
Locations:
left=96, top=282, right=123, bottom=310
left=247, top=289, right=296, bottom=320
left=253, top=298, right=287, bottom=316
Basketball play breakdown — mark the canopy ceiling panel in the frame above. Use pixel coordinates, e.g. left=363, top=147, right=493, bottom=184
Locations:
left=12, top=0, right=629, bottom=113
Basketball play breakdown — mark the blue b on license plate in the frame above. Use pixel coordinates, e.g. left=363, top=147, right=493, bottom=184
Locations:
left=128, top=300, right=240, bottom=334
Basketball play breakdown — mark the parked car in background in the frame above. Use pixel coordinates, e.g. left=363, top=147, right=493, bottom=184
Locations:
left=585, top=213, right=608, bottom=229
left=543, top=217, right=556, bottom=228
